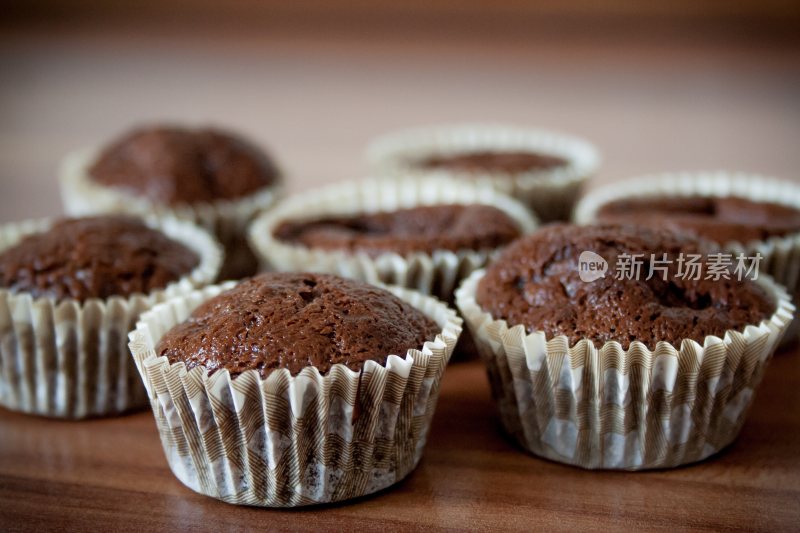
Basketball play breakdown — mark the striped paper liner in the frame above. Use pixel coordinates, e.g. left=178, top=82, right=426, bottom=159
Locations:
left=455, top=268, right=794, bottom=470
left=0, top=215, right=223, bottom=418
left=128, top=281, right=462, bottom=506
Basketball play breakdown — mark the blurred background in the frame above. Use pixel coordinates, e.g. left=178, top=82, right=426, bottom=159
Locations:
left=2, top=0, right=799, bottom=222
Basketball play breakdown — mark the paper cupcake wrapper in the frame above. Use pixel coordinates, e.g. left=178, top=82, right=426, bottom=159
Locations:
left=455, top=269, right=794, bottom=470
left=59, top=148, right=284, bottom=279
left=574, top=171, right=800, bottom=342
left=0, top=215, right=223, bottom=419
left=248, top=177, right=538, bottom=302
left=365, top=124, right=600, bottom=222
left=128, top=281, right=462, bottom=506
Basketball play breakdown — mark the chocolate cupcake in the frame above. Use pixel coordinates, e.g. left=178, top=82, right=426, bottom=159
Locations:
left=366, top=124, right=599, bottom=222
left=594, top=196, right=800, bottom=245
left=128, top=272, right=462, bottom=506
left=0, top=215, right=222, bottom=418
left=456, top=224, right=793, bottom=470
left=574, top=172, right=800, bottom=343
left=59, top=125, right=283, bottom=280
left=248, top=178, right=537, bottom=301
left=272, top=204, right=521, bottom=256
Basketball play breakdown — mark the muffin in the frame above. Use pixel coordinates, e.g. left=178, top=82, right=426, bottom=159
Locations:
left=0, top=215, right=222, bottom=418
left=248, top=178, right=538, bottom=301
left=272, top=204, right=522, bottom=256
left=128, top=272, right=462, bottom=506
left=456, top=224, right=793, bottom=470
left=59, top=125, right=283, bottom=280
left=366, top=124, right=600, bottom=222
left=593, top=195, right=800, bottom=246
left=574, top=172, right=800, bottom=342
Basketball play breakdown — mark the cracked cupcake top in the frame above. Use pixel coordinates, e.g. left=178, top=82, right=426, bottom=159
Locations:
left=156, top=272, right=441, bottom=378
left=272, top=204, right=523, bottom=256
left=89, top=125, right=280, bottom=205
left=476, top=224, right=775, bottom=348
left=596, top=196, right=800, bottom=244
left=0, top=215, right=199, bottom=302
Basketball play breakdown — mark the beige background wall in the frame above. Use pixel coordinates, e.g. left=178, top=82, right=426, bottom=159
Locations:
left=1, top=1, right=798, bottom=223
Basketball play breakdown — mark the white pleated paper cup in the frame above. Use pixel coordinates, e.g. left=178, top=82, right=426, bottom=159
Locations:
left=128, top=281, right=462, bottom=507
left=366, top=124, right=600, bottom=222
left=248, top=177, right=538, bottom=302
left=455, top=269, right=794, bottom=470
left=0, top=215, right=223, bottom=419
left=59, top=147, right=284, bottom=280
left=574, top=171, right=800, bottom=343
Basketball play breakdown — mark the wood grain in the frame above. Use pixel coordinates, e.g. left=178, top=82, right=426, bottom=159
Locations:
left=1, top=349, right=799, bottom=532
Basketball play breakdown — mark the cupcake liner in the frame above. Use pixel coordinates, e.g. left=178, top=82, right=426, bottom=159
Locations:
left=0, top=215, right=223, bottom=419
left=127, top=281, right=462, bottom=506
left=455, top=269, right=794, bottom=470
left=365, top=124, right=600, bottom=222
left=59, top=147, right=284, bottom=280
left=574, top=171, right=800, bottom=342
left=248, top=177, right=538, bottom=301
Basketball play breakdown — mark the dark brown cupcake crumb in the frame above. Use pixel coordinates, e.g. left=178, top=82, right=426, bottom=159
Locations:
left=417, top=150, right=567, bottom=174
left=476, top=224, right=775, bottom=348
left=0, top=215, right=199, bottom=302
left=596, top=196, right=800, bottom=244
left=273, top=204, right=522, bottom=256
left=89, top=126, right=280, bottom=205
left=156, top=272, right=441, bottom=378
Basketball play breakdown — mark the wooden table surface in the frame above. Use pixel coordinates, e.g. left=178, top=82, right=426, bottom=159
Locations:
left=2, top=349, right=800, bottom=532
left=2, top=19, right=800, bottom=533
